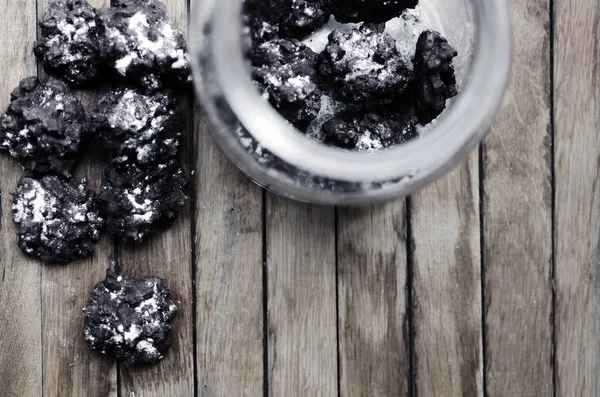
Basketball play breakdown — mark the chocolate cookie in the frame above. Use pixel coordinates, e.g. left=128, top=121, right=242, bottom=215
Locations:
left=34, top=0, right=105, bottom=86
left=0, top=77, right=85, bottom=176
left=252, top=38, right=321, bottom=129
left=99, top=0, right=190, bottom=92
left=12, top=174, right=104, bottom=263
left=83, top=263, right=177, bottom=365
left=89, top=88, right=182, bottom=165
left=318, top=24, right=412, bottom=109
left=99, top=155, right=188, bottom=243
left=413, top=30, right=458, bottom=124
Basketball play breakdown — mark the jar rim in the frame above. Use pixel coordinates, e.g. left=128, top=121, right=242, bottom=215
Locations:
left=191, top=0, right=512, bottom=186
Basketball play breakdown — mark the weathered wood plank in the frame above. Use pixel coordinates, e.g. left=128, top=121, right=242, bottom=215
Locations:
left=117, top=1, right=195, bottom=395
left=554, top=0, right=600, bottom=395
left=337, top=203, right=410, bottom=397
left=411, top=154, right=483, bottom=397
left=482, top=0, right=553, bottom=395
left=194, top=116, right=264, bottom=397
left=0, top=0, right=42, bottom=395
left=266, top=196, right=337, bottom=397
left=38, top=0, right=118, bottom=395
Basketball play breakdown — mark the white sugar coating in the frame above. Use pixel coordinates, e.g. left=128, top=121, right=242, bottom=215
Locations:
left=12, top=179, right=57, bottom=223
left=136, top=340, right=158, bottom=354
left=57, top=20, right=76, bottom=36
left=40, top=9, right=98, bottom=67
left=258, top=21, right=276, bottom=38
left=108, top=90, right=161, bottom=132
left=110, top=11, right=189, bottom=75
left=356, top=131, right=383, bottom=152
left=126, top=189, right=153, bottom=212
left=136, top=144, right=152, bottom=161
left=287, top=75, right=311, bottom=89
left=115, top=53, right=137, bottom=74
left=123, top=324, right=142, bottom=341
left=133, top=211, right=155, bottom=221
left=170, top=49, right=187, bottom=69
left=335, top=29, right=389, bottom=81
left=135, top=296, right=159, bottom=314
left=283, top=75, right=315, bottom=100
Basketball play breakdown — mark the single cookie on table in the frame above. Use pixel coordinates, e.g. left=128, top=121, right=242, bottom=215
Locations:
left=329, top=0, right=418, bottom=24
left=88, top=88, right=182, bottom=165
left=251, top=38, right=322, bottom=129
left=322, top=105, right=417, bottom=151
left=318, top=24, right=412, bottom=109
left=83, top=262, right=177, bottom=365
left=0, top=77, right=85, bottom=176
left=11, top=174, right=104, bottom=263
left=99, top=0, right=190, bottom=92
left=99, top=155, right=188, bottom=244
left=34, top=0, right=105, bottom=87
left=413, top=30, right=458, bottom=125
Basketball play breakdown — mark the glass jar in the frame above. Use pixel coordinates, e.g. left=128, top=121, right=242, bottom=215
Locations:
left=190, top=0, right=512, bottom=205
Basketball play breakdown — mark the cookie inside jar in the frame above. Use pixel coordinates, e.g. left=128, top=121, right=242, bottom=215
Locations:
left=243, top=0, right=462, bottom=153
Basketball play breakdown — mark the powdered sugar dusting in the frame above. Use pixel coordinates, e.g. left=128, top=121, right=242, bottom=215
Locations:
left=109, top=11, right=190, bottom=76
left=12, top=179, right=56, bottom=224
left=108, top=90, right=159, bottom=132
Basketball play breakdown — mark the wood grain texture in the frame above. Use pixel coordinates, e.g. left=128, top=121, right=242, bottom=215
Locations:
left=0, top=0, right=42, bottom=396
left=117, top=1, right=195, bottom=395
left=482, top=0, right=553, bottom=395
left=266, top=196, right=337, bottom=397
left=554, top=0, right=600, bottom=395
left=194, top=115, right=264, bottom=397
left=38, top=0, right=118, bottom=395
left=411, top=153, right=483, bottom=397
left=337, top=203, right=410, bottom=397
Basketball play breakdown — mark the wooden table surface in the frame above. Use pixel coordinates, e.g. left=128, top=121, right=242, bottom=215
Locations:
left=1, top=0, right=598, bottom=396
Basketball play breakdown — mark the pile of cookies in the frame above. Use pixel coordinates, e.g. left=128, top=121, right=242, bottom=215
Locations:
left=0, top=0, right=189, bottom=365
left=1, top=0, right=190, bottom=263
left=245, top=0, right=459, bottom=151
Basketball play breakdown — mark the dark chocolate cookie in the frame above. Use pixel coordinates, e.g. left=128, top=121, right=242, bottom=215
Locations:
left=413, top=30, right=458, bottom=124
left=329, top=0, right=418, bottom=24
left=83, top=263, right=177, bottom=365
left=322, top=106, right=417, bottom=151
left=318, top=24, right=412, bottom=109
left=34, top=0, right=105, bottom=86
left=89, top=89, right=182, bottom=165
left=11, top=174, right=104, bottom=263
left=0, top=77, right=85, bottom=176
left=99, top=155, right=188, bottom=243
left=99, top=0, right=190, bottom=92
left=252, top=38, right=322, bottom=129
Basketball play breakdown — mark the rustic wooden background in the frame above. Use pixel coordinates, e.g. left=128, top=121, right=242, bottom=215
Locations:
left=1, top=0, right=598, bottom=396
